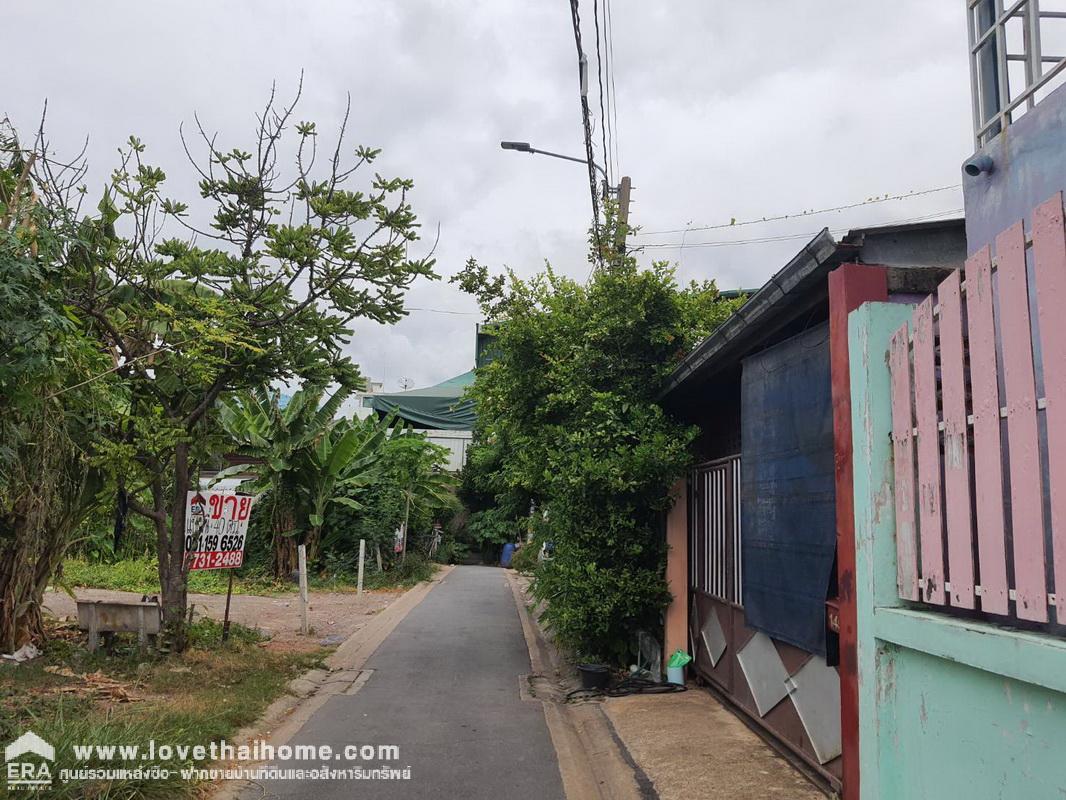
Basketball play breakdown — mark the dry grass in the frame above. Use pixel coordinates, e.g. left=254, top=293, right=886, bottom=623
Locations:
left=0, top=619, right=327, bottom=799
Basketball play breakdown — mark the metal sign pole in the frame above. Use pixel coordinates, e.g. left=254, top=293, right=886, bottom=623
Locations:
left=221, top=570, right=235, bottom=642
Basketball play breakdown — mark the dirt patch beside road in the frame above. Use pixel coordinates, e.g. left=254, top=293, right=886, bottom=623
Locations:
left=42, top=587, right=397, bottom=653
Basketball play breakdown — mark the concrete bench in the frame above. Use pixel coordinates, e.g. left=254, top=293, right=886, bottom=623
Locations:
left=76, top=600, right=161, bottom=652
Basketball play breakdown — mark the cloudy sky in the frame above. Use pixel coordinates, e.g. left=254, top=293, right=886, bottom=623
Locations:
left=3, top=2, right=973, bottom=390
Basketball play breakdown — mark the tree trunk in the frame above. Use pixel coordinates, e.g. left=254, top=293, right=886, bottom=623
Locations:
left=400, top=494, right=411, bottom=563
left=0, top=413, right=90, bottom=652
left=271, top=499, right=299, bottom=579
left=0, top=533, right=43, bottom=652
left=273, top=532, right=299, bottom=579
left=158, top=443, right=191, bottom=652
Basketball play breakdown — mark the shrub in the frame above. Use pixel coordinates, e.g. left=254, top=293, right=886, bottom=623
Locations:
left=452, top=214, right=742, bottom=663
left=509, top=538, right=540, bottom=575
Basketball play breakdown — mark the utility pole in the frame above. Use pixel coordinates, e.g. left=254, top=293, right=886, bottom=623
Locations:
left=615, top=176, right=632, bottom=259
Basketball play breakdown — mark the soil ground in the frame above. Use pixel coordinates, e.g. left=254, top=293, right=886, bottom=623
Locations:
left=42, top=586, right=397, bottom=653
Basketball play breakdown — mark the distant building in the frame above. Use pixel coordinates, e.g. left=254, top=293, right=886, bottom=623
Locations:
left=340, top=379, right=384, bottom=420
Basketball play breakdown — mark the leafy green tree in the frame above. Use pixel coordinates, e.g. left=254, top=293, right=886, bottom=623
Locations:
left=388, top=435, right=458, bottom=560
left=56, top=86, right=434, bottom=649
left=0, top=124, right=114, bottom=649
left=322, top=430, right=456, bottom=567
left=301, top=413, right=399, bottom=557
left=454, top=213, right=743, bottom=662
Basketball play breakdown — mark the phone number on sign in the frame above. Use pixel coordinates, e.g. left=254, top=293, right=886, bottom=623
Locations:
left=186, top=550, right=244, bottom=570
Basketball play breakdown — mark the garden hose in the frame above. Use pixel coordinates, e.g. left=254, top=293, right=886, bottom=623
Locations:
left=566, top=676, right=687, bottom=702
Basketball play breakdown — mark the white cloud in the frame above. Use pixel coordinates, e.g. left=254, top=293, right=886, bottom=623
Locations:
left=3, top=1, right=974, bottom=389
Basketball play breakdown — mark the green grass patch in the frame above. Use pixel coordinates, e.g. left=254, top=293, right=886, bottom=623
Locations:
left=61, top=555, right=437, bottom=597
left=0, top=620, right=324, bottom=799
left=60, top=557, right=286, bottom=596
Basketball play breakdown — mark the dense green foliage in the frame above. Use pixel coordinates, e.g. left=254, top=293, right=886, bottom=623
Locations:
left=0, top=124, right=116, bottom=649
left=218, top=385, right=401, bottom=575
left=322, top=427, right=457, bottom=565
left=455, top=223, right=743, bottom=662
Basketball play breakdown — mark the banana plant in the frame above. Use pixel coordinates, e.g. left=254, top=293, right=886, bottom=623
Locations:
left=302, top=413, right=405, bottom=549
left=214, top=383, right=359, bottom=575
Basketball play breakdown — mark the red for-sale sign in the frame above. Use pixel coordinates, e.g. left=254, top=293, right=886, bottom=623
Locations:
left=184, top=491, right=254, bottom=571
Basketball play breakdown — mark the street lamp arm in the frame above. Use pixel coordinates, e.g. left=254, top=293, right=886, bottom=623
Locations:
left=500, top=140, right=607, bottom=180
left=529, top=147, right=607, bottom=180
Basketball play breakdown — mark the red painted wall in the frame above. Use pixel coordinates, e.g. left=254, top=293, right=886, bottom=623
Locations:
left=828, top=264, right=888, bottom=800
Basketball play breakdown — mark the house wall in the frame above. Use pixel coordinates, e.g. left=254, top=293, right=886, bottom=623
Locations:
left=664, top=479, right=688, bottom=659
left=964, top=84, right=1066, bottom=254
left=423, top=429, right=472, bottom=472
left=849, top=302, right=1066, bottom=800
left=677, top=330, right=843, bottom=788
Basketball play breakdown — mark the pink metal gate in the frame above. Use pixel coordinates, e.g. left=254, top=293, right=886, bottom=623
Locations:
left=888, top=192, right=1066, bottom=624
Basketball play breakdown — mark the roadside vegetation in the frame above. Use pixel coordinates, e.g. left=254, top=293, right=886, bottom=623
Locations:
left=0, top=84, right=455, bottom=660
left=60, top=551, right=437, bottom=596
left=453, top=211, right=744, bottom=663
left=0, top=618, right=323, bottom=799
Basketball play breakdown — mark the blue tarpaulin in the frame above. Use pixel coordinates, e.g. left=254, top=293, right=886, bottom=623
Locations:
left=740, top=323, right=835, bottom=656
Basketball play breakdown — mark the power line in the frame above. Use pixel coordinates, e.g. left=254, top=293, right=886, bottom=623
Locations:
left=568, top=0, right=605, bottom=269
left=570, top=0, right=606, bottom=278
left=405, top=307, right=481, bottom=316
left=637, top=184, right=963, bottom=237
left=605, top=0, right=620, bottom=179
left=637, top=208, right=964, bottom=251
left=593, top=0, right=611, bottom=188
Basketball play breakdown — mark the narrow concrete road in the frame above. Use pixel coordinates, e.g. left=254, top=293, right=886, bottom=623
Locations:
left=243, top=566, right=565, bottom=799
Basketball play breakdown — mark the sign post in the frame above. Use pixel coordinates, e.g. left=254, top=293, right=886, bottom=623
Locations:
left=185, top=490, right=254, bottom=642
left=298, top=544, right=309, bottom=635
left=221, top=571, right=235, bottom=642
left=358, top=539, right=365, bottom=596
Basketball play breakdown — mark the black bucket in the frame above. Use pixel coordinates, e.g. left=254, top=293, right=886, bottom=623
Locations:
left=577, top=663, right=610, bottom=690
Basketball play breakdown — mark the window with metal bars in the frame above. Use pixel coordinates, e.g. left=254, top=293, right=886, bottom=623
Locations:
left=688, top=455, right=742, bottom=604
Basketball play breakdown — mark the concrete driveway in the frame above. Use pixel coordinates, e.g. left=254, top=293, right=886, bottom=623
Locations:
left=240, top=565, right=565, bottom=799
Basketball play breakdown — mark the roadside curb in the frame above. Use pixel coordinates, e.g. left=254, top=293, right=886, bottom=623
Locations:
left=506, top=571, right=654, bottom=800
left=209, top=565, right=452, bottom=798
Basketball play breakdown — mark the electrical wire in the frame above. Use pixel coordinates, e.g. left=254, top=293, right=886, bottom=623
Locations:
left=605, top=0, right=620, bottom=179
left=636, top=208, right=964, bottom=251
left=569, top=0, right=605, bottom=270
left=566, top=676, right=687, bottom=702
left=637, top=184, right=963, bottom=237
left=405, top=307, right=481, bottom=316
left=593, top=0, right=611, bottom=188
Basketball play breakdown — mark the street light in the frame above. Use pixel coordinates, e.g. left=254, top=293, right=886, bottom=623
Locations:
left=500, top=140, right=607, bottom=182
left=501, top=140, right=632, bottom=270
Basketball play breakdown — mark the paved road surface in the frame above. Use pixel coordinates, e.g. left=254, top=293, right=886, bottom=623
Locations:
left=241, top=565, right=565, bottom=799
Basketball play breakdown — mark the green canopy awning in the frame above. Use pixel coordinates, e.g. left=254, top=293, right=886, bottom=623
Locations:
left=368, top=371, right=476, bottom=430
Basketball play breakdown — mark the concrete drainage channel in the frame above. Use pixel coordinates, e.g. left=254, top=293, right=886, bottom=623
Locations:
left=506, top=573, right=658, bottom=800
